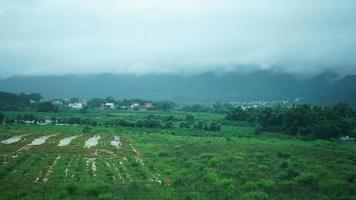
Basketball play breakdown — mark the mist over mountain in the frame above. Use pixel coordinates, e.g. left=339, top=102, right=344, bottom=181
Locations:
left=0, top=70, right=354, bottom=104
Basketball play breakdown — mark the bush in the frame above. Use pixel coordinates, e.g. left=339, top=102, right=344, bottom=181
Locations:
left=294, top=172, right=318, bottom=187
left=179, top=121, right=190, bottom=129
left=82, top=126, right=92, bottom=133
left=311, top=120, right=352, bottom=139
left=243, top=191, right=269, bottom=200
left=0, top=112, right=4, bottom=123
left=36, top=102, right=58, bottom=112
left=258, top=179, right=275, bottom=189
left=164, top=121, right=174, bottom=129
left=208, top=122, right=221, bottom=131
left=65, top=184, right=78, bottom=195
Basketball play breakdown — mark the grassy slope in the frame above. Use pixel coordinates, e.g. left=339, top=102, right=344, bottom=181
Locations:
left=0, top=110, right=355, bottom=199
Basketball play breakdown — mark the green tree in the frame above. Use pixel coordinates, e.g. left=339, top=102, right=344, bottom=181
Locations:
left=36, top=102, right=58, bottom=112
left=164, top=121, right=174, bottom=129
left=82, top=126, right=92, bottom=133
left=0, top=112, right=4, bottom=123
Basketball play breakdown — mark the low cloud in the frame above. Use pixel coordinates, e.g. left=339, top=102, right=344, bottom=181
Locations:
left=1, top=0, right=356, bottom=77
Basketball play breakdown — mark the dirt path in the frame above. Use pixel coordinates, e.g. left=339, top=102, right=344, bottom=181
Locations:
left=35, top=155, right=61, bottom=183
left=85, top=158, right=97, bottom=176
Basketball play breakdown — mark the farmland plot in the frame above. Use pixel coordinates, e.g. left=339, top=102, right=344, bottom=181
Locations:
left=0, top=132, right=167, bottom=199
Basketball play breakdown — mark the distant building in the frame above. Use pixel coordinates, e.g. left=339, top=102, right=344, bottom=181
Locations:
left=120, top=106, right=128, bottom=110
left=144, top=103, right=154, bottom=110
left=53, top=100, right=64, bottom=105
left=37, top=119, right=53, bottom=126
left=339, top=136, right=353, bottom=142
left=68, top=102, right=84, bottom=109
left=24, top=120, right=35, bottom=124
left=104, top=103, right=116, bottom=109
left=130, top=103, right=141, bottom=110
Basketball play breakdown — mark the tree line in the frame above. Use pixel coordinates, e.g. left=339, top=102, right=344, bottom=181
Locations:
left=226, top=103, right=356, bottom=139
left=0, top=112, right=221, bottom=132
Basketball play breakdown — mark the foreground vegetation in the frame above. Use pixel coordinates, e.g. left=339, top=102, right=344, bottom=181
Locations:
left=0, top=109, right=355, bottom=200
left=0, top=91, right=356, bottom=199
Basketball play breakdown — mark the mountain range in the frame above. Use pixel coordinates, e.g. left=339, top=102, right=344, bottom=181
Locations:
left=0, top=70, right=355, bottom=105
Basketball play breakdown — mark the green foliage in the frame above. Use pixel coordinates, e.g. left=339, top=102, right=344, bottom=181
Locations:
left=179, top=121, right=190, bottom=129
left=36, top=101, right=58, bottom=112
left=294, top=172, right=318, bottom=187
left=181, top=104, right=209, bottom=112
left=164, top=121, right=174, bottom=129
left=226, top=103, right=356, bottom=139
left=0, top=91, right=42, bottom=111
left=243, top=191, right=269, bottom=200
left=207, top=122, right=221, bottom=131
left=82, top=126, right=92, bottom=133
left=185, top=114, right=195, bottom=123
left=0, top=112, right=4, bottom=123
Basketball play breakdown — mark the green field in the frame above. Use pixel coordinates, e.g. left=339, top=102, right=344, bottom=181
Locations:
left=0, top=110, right=355, bottom=200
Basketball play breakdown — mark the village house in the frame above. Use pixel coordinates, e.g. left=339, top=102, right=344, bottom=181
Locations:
left=119, top=106, right=128, bottom=110
left=52, top=100, right=64, bottom=105
left=68, top=102, right=84, bottom=109
left=103, top=102, right=116, bottom=109
left=130, top=103, right=141, bottom=110
left=24, top=120, right=35, bottom=124
left=144, top=103, right=154, bottom=110
left=37, top=119, right=53, bottom=126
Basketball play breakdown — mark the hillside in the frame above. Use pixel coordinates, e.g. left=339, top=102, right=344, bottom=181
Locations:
left=0, top=71, right=355, bottom=104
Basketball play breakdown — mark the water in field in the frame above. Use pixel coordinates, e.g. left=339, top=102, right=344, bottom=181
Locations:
left=110, top=136, right=121, bottom=148
left=84, top=135, right=101, bottom=148
left=30, top=135, right=55, bottom=145
left=58, top=135, right=79, bottom=147
left=1, top=134, right=27, bottom=144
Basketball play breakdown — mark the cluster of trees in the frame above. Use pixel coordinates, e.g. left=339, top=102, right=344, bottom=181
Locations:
left=102, top=114, right=221, bottom=131
left=180, top=102, right=233, bottom=113
left=0, top=91, right=234, bottom=114
left=0, top=91, right=42, bottom=111
left=59, top=117, right=98, bottom=126
left=226, top=103, right=355, bottom=139
left=0, top=112, right=4, bottom=123
left=16, top=113, right=37, bottom=121
left=36, top=101, right=58, bottom=112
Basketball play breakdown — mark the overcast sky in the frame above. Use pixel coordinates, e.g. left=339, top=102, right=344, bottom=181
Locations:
left=1, top=0, right=356, bottom=77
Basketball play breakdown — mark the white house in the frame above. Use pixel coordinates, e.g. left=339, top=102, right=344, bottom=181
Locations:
left=120, top=106, right=127, bottom=110
left=68, top=102, right=84, bottom=109
left=37, top=119, right=53, bottom=126
left=130, top=103, right=141, bottom=110
left=105, top=103, right=115, bottom=109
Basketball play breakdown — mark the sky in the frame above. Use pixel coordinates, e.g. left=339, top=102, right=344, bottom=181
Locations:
left=1, top=0, right=356, bottom=77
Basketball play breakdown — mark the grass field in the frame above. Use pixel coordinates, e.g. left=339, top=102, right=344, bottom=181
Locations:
left=0, top=110, right=355, bottom=200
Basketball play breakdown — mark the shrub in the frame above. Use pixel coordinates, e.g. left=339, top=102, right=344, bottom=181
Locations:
left=179, top=121, right=190, bottom=129
left=208, top=122, right=221, bottom=131
left=243, top=191, right=269, bottom=200
left=258, top=179, right=275, bottom=189
left=158, top=152, right=169, bottom=157
left=82, top=126, right=92, bottom=133
left=65, top=184, right=78, bottom=195
left=294, top=172, right=318, bottom=187
left=164, top=121, right=174, bottom=129
left=277, top=151, right=291, bottom=159
left=36, top=101, right=58, bottom=112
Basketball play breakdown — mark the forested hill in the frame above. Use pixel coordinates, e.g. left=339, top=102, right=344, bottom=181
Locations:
left=0, top=71, right=355, bottom=104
